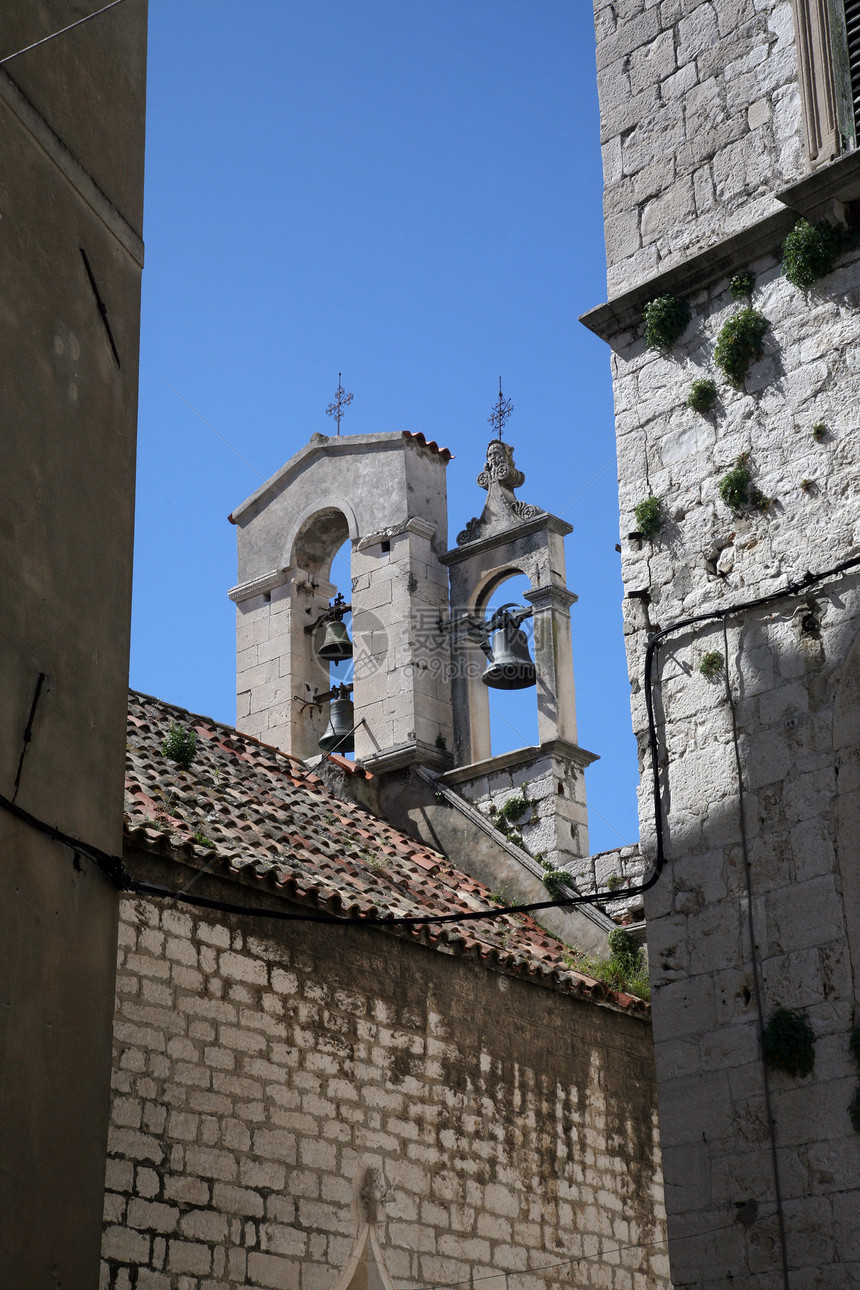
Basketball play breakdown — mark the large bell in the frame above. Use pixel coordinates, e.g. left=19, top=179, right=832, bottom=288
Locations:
left=482, top=618, right=536, bottom=691
left=318, top=694, right=355, bottom=754
left=317, top=618, right=353, bottom=663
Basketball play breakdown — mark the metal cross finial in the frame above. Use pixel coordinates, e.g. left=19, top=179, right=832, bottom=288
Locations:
left=326, top=372, right=353, bottom=436
left=488, top=377, right=513, bottom=440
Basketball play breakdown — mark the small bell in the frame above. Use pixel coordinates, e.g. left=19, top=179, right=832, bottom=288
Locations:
left=317, top=618, right=353, bottom=663
left=318, top=690, right=355, bottom=754
left=481, top=606, right=536, bottom=691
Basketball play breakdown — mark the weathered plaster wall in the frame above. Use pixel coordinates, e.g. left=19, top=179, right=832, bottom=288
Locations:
left=595, top=0, right=805, bottom=293
left=101, top=886, right=670, bottom=1290
left=0, top=4, right=147, bottom=1285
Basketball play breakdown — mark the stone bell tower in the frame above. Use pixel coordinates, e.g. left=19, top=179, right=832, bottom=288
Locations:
left=228, top=430, right=454, bottom=770
left=439, top=436, right=597, bottom=868
left=228, top=412, right=609, bottom=953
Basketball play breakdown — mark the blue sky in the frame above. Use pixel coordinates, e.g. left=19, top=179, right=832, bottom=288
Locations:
left=132, top=0, right=639, bottom=853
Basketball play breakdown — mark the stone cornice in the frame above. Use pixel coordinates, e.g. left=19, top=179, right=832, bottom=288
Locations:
left=777, top=146, right=860, bottom=221
left=359, top=738, right=454, bottom=775
left=580, top=149, right=860, bottom=345
left=227, top=568, right=289, bottom=603
left=524, top=585, right=578, bottom=612
left=579, top=207, right=796, bottom=343
left=355, top=516, right=436, bottom=551
left=440, top=738, right=599, bottom=786
left=441, top=513, right=573, bottom=566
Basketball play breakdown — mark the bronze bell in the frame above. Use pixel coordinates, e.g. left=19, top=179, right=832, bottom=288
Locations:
left=481, top=609, right=536, bottom=691
left=317, top=618, right=353, bottom=663
left=318, top=692, right=355, bottom=754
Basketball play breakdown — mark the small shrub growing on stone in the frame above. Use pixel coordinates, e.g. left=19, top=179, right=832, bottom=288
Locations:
left=812, top=422, right=827, bottom=442
left=714, top=307, right=770, bottom=386
left=762, top=1007, right=815, bottom=1077
left=634, top=495, right=663, bottom=538
left=718, top=452, right=752, bottom=512
left=782, top=218, right=843, bottom=288
left=730, top=269, right=756, bottom=299
left=643, top=294, right=691, bottom=350
left=563, top=929, right=651, bottom=1001
left=542, top=866, right=570, bottom=897
left=688, top=377, right=717, bottom=414
left=699, top=650, right=724, bottom=680
left=162, top=722, right=197, bottom=770
left=497, top=795, right=528, bottom=826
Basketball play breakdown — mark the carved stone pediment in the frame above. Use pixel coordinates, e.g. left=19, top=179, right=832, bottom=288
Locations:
left=457, top=440, right=543, bottom=546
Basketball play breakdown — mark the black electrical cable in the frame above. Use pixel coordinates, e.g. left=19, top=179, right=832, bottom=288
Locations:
left=125, top=878, right=634, bottom=929
left=0, top=788, right=129, bottom=887
left=642, top=552, right=860, bottom=884
left=4, top=553, right=859, bottom=932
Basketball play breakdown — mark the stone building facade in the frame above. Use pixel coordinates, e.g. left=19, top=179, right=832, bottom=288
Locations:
left=0, top=2, right=147, bottom=1284
left=586, top=1, right=860, bottom=1286
left=99, top=693, right=669, bottom=1290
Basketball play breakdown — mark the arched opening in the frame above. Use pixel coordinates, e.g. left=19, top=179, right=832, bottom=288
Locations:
left=478, top=570, right=539, bottom=756
left=291, top=509, right=355, bottom=759
left=291, top=507, right=350, bottom=578
left=325, top=536, right=354, bottom=684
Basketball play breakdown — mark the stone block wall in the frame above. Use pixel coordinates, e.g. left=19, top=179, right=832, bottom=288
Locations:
left=595, top=0, right=805, bottom=293
left=570, top=847, right=648, bottom=927
left=606, top=238, right=860, bottom=1285
left=100, top=886, right=670, bottom=1290
left=442, top=746, right=592, bottom=873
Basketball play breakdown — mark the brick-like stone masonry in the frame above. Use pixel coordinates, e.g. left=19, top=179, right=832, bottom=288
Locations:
left=101, top=892, right=670, bottom=1290
left=596, top=0, right=805, bottom=293
left=606, top=234, right=860, bottom=1285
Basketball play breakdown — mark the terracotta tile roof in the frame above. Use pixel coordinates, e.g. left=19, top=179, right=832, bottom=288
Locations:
left=124, top=691, right=647, bottom=1016
left=401, top=430, right=453, bottom=461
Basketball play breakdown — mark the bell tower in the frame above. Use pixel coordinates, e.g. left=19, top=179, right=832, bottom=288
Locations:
left=439, top=435, right=597, bottom=866
left=228, top=430, right=454, bottom=770
left=228, top=408, right=598, bottom=894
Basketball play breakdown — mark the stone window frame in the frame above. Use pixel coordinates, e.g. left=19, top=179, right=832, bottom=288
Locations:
left=792, top=0, right=857, bottom=166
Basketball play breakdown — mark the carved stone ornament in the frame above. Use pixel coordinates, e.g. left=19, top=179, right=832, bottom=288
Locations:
left=359, top=1166, right=389, bottom=1224
left=456, top=439, right=542, bottom=546
left=476, top=439, right=525, bottom=491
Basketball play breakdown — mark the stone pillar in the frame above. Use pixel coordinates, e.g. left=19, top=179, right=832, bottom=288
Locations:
left=525, top=583, right=578, bottom=747
left=232, top=569, right=333, bottom=757
left=353, top=518, right=453, bottom=771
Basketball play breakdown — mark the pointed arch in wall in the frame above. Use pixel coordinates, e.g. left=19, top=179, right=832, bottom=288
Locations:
left=328, top=1224, right=398, bottom=1290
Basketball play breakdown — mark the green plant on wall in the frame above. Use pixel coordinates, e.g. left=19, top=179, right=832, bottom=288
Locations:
left=562, top=928, right=650, bottom=1001
left=162, top=723, right=197, bottom=770
left=643, top=294, right=691, bottom=350
left=730, top=269, right=756, bottom=299
left=699, top=650, right=724, bottom=680
left=541, top=860, right=570, bottom=898
left=687, top=377, right=717, bottom=414
left=718, top=452, right=752, bottom=512
left=714, top=307, right=770, bottom=386
left=812, top=422, right=827, bottom=442
left=634, top=495, right=663, bottom=539
left=782, top=218, right=844, bottom=288
left=762, top=1007, right=815, bottom=1077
